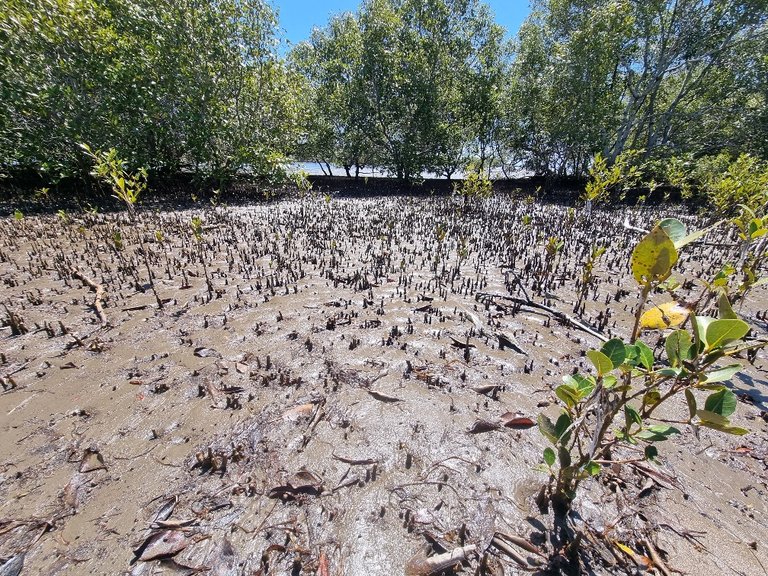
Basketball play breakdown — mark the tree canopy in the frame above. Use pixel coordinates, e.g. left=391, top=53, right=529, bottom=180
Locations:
left=1, top=0, right=766, bottom=188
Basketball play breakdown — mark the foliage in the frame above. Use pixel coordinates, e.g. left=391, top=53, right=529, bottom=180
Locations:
left=498, top=0, right=767, bottom=177
left=291, top=0, right=509, bottom=180
left=582, top=150, right=644, bottom=205
left=81, top=144, right=146, bottom=214
left=0, top=0, right=302, bottom=184
left=453, top=168, right=493, bottom=200
left=539, top=218, right=762, bottom=509
left=1, top=0, right=765, bottom=187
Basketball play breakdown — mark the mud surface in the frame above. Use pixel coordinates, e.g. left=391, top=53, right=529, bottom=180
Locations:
left=0, top=195, right=766, bottom=575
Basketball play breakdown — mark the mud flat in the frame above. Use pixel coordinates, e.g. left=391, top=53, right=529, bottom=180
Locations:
left=0, top=195, right=766, bottom=575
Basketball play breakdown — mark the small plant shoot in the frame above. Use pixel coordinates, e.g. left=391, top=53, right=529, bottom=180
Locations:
left=538, top=218, right=762, bottom=511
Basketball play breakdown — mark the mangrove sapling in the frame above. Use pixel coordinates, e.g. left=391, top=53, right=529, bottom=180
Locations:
left=535, top=218, right=766, bottom=567
left=582, top=150, right=643, bottom=216
left=191, top=216, right=214, bottom=301
left=534, top=236, right=564, bottom=295
left=453, top=167, right=493, bottom=215
left=730, top=207, right=768, bottom=302
left=574, top=245, right=605, bottom=312
left=81, top=144, right=164, bottom=310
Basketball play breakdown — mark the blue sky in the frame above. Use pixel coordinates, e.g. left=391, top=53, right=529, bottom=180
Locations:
left=275, top=0, right=531, bottom=49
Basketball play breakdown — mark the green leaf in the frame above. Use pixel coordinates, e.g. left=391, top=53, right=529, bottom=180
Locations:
left=665, top=330, right=692, bottom=367
left=587, top=350, right=613, bottom=376
left=543, top=447, right=556, bottom=468
left=636, top=424, right=680, bottom=441
left=696, top=410, right=749, bottom=435
left=624, top=405, right=641, bottom=430
left=584, top=461, right=601, bottom=476
left=556, top=385, right=578, bottom=409
left=643, top=388, right=661, bottom=407
left=704, top=389, right=737, bottom=417
left=705, top=319, right=750, bottom=350
left=603, top=375, right=618, bottom=389
left=717, top=293, right=737, bottom=320
left=601, top=339, right=627, bottom=369
left=635, top=341, right=654, bottom=370
left=673, top=220, right=723, bottom=249
left=555, top=413, right=572, bottom=445
left=563, top=374, right=595, bottom=398
left=694, top=316, right=716, bottom=348
left=656, top=367, right=682, bottom=377
left=538, top=413, right=558, bottom=445
left=659, top=218, right=686, bottom=246
left=631, top=226, right=678, bottom=286
left=685, top=389, right=697, bottom=420
left=704, top=364, right=741, bottom=383
left=558, top=446, right=572, bottom=468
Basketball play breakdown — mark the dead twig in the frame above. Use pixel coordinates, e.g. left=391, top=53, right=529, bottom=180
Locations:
left=476, top=292, right=608, bottom=342
left=405, top=544, right=476, bottom=576
left=640, top=539, right=673, bottom=576
left=70, top=268, right=108, bottom=326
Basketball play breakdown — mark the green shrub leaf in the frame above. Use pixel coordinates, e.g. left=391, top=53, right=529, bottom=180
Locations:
left=704, top=364, right=741, bottom=383
left=704, top=389, right=737, bottom=417
left=555, top=385, right=578, bottom=409
left=696, top=410, right=749, bottom=435
left=584, top=461, right=601, bottom=476
left=538, top=414, right=558, bottom=445
left=587, top=350, right=613, bottom=376
left=601, top=339, right=627, bottom=369
left=543, top=447, right=556, bottom=468
left=705, top=319, right=750, bottom=349
left=665, top=330, right=692, bottom=367
left=635, top=341, right=654, bottom=370
left=659, top=218, right=687, bottom=246
left=685, top=389, right=697, bottom=419
left=636, top=424, right=680, bottom=441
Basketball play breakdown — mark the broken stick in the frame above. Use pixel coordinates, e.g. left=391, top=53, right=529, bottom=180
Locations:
left=71, top=268, right=108, bottom=326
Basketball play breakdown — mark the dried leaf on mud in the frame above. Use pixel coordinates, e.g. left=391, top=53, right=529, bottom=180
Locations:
left=269, top=468, right=325, bottom=499
left=62, top=474, right=85, bottom=510
left=134, top=530, right=189, bottom=561
left=193, top=347, right=220, bottom=358
left=208, top=537, right=236, bottom=576
left=405, top=544, right=476, bottom=576
left=156, top=558, right=208, bottom=575
left=152, top=496, right=178, bottom=523
left=468, top=419, right=501, bottom=434
left=472, top=384, right=501, bottom=398
left=500, top=412, right=536, bottom=429
left=282, top=403, right=315, bottom=422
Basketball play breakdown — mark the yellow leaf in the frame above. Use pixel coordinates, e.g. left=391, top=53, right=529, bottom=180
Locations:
left=614, top=541, right=635, bottom=556
left=631, top=226, right=678, bottom=286
left=640, top=301, right=690, bottom=330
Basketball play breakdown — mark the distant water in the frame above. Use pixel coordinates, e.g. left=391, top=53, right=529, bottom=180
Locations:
left=287, top=162, right=530, bottom=180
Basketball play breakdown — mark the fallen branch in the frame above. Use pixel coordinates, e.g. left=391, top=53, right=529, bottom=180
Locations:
left=405, top=544, right=476, bottom=576
left=640, top=539, right=673, bottom=576
left=489, top=536, right=533, bottom=568
left=476, top=292, right=608, bottom=343
left=70, top=268, right=108, bottom=326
